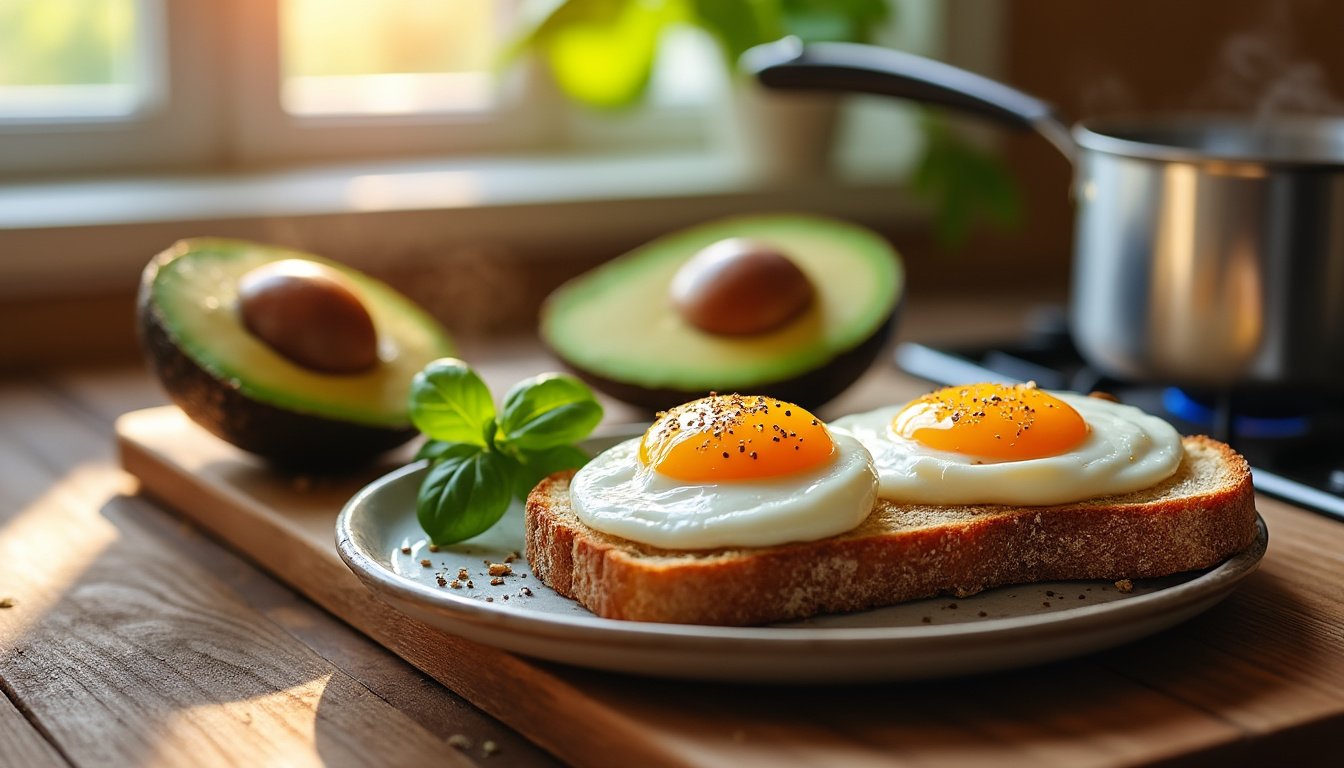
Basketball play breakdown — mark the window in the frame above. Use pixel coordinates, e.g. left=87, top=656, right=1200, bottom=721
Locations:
left=228, top=0, right=581, bottom=165
left=1, top=0, right=219, bottom=175
left=0, top=0, right=152, bottom=120
left=0, top=0, right=723, bottom=176
left=0, top=1, right=984, bottom=301
left=280, top=0, right=498, bottom=117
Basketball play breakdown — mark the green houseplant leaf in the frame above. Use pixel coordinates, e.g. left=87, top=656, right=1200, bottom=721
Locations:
left=911, top=116, right=1022, bottom=247
left=517, top=0, right=675, bottom=109
left=780, top=0, right=890, bottom=44
left=505, top=1, right=1018, bottom=246
left=689, top=0, right=783, bottom=63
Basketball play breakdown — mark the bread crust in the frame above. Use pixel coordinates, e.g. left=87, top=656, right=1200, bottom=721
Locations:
left=525, top=436, right=1258, bottom=626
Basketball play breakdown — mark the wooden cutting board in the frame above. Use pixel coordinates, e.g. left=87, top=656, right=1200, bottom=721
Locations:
left=116, top=405, right=1344, bottom=767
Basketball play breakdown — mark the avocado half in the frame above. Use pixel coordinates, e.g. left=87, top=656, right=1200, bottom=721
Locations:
left=137, top=238, right=454, bottom=469
left=541, top=214, right=903, bottom=412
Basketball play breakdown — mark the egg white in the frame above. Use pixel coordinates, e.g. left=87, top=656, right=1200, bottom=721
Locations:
left=830, top=392, right=1182, bottom=506
left=570, top=433, right=878, bottom=549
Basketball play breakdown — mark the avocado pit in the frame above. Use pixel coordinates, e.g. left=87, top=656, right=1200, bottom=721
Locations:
left=237, top=259, right=379, bottom=374
left=541, top=215, right=903, bottom=412
left=670, top=238, right=814, bottom=336
left=137, top=239, right=456, bottom=468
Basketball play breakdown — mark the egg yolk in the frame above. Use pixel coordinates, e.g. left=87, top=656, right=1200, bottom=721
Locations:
left=639, top=394, right=834, bottom=481
left=893, top=383, right=1089, bottom=461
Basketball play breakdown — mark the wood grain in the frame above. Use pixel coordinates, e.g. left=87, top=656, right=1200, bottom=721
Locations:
left=31, top=368, right=563, bottom=767
left=0, top=382, right=491, bottom=767
left=0, top=691, right=69, bottom=768
left=17, top=293, right=1344, bottom=766
left=114, top=392, right=1344, bottom=767
left=116, top=411, right=699, bottom=768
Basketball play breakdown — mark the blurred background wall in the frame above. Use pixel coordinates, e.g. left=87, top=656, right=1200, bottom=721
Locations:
left=3, top=0, right=1343, bottom=369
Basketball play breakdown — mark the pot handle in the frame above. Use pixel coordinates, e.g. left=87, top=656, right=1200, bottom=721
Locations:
left=742, top=38, right=1075, bottom=162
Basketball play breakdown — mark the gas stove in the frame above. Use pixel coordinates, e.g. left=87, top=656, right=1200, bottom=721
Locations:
left=896, top=308, right=1344, bottom=521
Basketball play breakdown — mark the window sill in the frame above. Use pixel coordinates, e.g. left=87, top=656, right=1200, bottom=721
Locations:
left=0, top=148, right=923, bottom=299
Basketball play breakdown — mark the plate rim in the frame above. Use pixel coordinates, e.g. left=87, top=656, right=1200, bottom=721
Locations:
left=335, top=439, right=1268, bottom=654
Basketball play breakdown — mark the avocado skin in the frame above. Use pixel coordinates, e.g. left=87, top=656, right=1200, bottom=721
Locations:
left=553, top=310, right=899, bottom=414
left=137, top=247, right=415, bottom=471
left=541, top=214, right=903, bottom=415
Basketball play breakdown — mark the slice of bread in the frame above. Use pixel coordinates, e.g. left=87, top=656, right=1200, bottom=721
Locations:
left=524, top=436, right=1258, bottom=626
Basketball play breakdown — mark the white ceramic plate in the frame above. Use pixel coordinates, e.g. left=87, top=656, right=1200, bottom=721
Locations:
left=335, top=428, right=1268, bottom=683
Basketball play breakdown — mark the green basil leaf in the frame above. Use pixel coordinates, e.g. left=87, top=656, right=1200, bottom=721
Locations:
left=414, top=439, right=456, bottom=462
left=510, top=443, right=592, bottom=501
left=409, top=358, right=495, bottom=446
left=416, top=446, right=519, bottom=545
left=499, top=373, right=603, bottom=451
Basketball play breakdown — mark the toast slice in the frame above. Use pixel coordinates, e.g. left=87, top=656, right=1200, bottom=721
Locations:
left=525, top=435, right=1258, bottom=626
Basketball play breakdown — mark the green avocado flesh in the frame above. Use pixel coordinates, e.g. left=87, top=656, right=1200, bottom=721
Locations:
left=542, top=215, right=902, bottom=393
left=148, top=239, right=453, bottom=428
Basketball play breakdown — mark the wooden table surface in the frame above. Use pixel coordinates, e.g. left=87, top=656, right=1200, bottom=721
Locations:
left=2, top=295, right=1343, bottom=767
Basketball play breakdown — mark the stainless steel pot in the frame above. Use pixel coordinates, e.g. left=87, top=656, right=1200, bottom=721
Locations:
left=745, top=39, right=1344, bottom=392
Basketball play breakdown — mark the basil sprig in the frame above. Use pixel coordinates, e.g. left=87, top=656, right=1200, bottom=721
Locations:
left=409, top=358, right=603, bottom=545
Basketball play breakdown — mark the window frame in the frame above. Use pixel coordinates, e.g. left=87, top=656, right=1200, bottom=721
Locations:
left=227, top=0, right=570, bottom=165
left=0, top=0, right=1009, bottom=303
left=0, top=0, right=227, bottom=176
left=0, top=0, right=726, bottom=176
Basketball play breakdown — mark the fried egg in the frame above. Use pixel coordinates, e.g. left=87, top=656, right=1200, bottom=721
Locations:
left=570, top=394, right=878, bottom=549
left=830, top=383, right=1182, bottom=506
